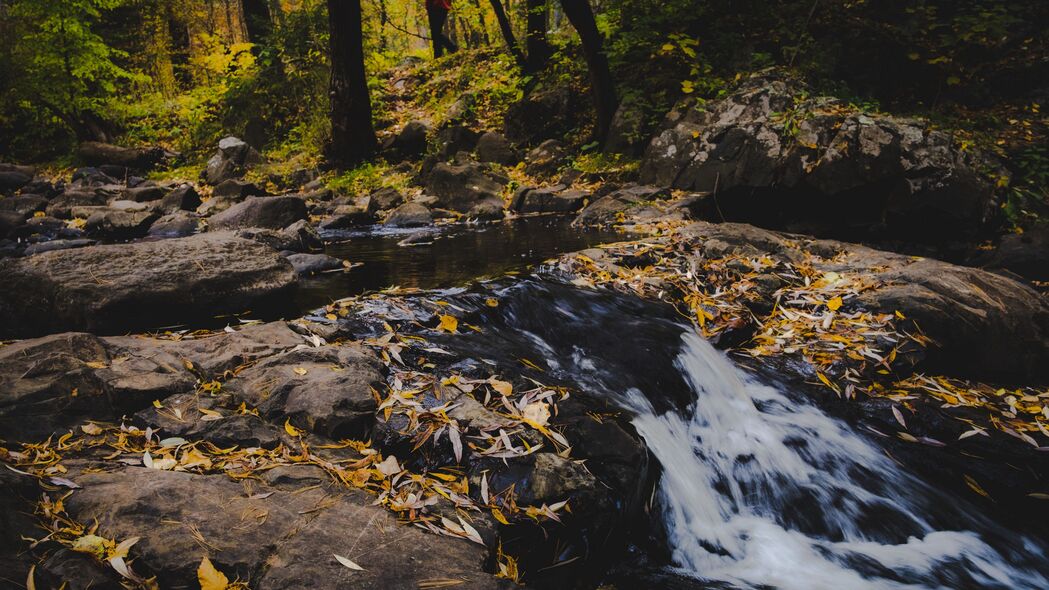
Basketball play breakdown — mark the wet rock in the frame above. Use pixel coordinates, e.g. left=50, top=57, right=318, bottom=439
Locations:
left=575, top=185, right=673, bottom=225
left=435, top=125, right=482, bottom=159
left=158, top=184, right=202, bottom=213
left=135, top=393, right=285, bottom=448
left=229, top=345, right=383, bottom=439
left=147, top=211, right=200, bottom=238
left=476, top=131, right=519, bottom=165
left=319, top=204, right=374, bottom=230
left=425, top=162, right=507, bottom=216
left=24, top=238, right=97, bottom=256
left=0, top=170, right=32, bottom=193
left=383, top=120, right=430, bottom=160
left=504, top=86, right=582, bottom=146
left=511, top=186, right=589, bottom=214
left=524, top=139, right=567, bottom=176
left=84, top=208, right=159, bottom=239
left=385, top=202, right=434, bottom=227
left=204, top=136, right=264, bottom=185
left=640, top=72, right=1007, bottom=242
left=0, top=233, right=298, bottom=339
left=286, top=252, right=344, bottom=275
left=209, top=196, right=308, bottom=230
left=0, top=194, right=47, bottom=216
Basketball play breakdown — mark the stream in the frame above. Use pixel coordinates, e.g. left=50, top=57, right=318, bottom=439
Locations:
left=311, top=221, right=1049, bottom=588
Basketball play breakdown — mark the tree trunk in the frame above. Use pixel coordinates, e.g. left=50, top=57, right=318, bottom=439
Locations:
left=525, top=0, right=550, bottom=72
left=242, top=0, right=272, bottom=44
left=558, top=0, right=617, bottom=143
left=488, top=0, right=525, bottom=66
left=325, top=0, right=377, bottom=168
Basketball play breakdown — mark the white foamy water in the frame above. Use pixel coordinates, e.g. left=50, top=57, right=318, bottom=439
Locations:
left=617, top=332, right=1048, bottom=590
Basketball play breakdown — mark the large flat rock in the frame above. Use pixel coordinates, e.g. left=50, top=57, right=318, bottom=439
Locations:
left=0, top=232, right=297, bottom=338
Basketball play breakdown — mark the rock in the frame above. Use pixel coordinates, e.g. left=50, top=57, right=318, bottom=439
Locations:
left=604, top=101, right=647, bottom=156
left=981, top=226, right=1049, bottom=282
left=385, top=202, right=433, bottom=227
left=0, top=170, right=32, bottom=193
left=76, top=142, right=169, bottom=171
left=475, top=131, right=518, bottom=165
left=70, top=167, right=118, bottom=186
left=0, top=233, right=298, bottom=338
left=319, top=205, right=373, bottom=230
left=23, top=239, right=97, bottom=256
left=229, top=345, right=383, bottom=439
left=511, top=186, right=589, bottom=214
left=147, top=211, right=200, bottom=238
left=159, top=184, right=202, bottom=213
left=57, top=468, right=502, bottom=590
left=369, top=186, right=406, bottom=211
left=0, top=210, right=25, bottom=237
left=639, top=72, right=1007, bottom=242
left=383, top=120, right=430, bottom=160
left=209, top=196, right=308, bottom=231
left=434, top=125, right=481, bottom=159
left=575, top=185, right=672, bottom=225
left=0, top=195, right=48, bottom=216
left=524, top=139, right=567, bottom=176
left=21, top=178, right=59, bottom=197
left=211, top=178, right=267, bottom=200
left=236, top=221, right=323, bottom=253
left=204, top=136, right=264, bottom=184
left=286, top=252, right=345, bottom=275
left=46, top=190, right=108, bottom=218
left=122, top=184, right=167, bottom=202
left=504, top=86, right=582, bottom=146
left=425, top=162, right=507, bottom=216
left=84, top=208, right=159, bottom=239
left=0, top=162, right=36, bottom=177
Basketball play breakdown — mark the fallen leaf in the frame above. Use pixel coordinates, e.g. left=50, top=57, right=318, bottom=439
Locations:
left=522, top=402, right=550, bottom=427
left=284, top=419, right=303, bottom=437
left=293, top=367, right=308, bottom=376
left=334, top=553, right=365, bottom=571
left=81, top=423, right=104, bottom=435
left=375, top=455, right=401, bottom=477
left=438, top=315, right=459, bottom=333
left=827, top=297, right=843, bottom=311
left=489, top=379, right=513, bottom=397
left=485, top=298, right=499, bottom=307
left=197, top=556, right=229, bottom=590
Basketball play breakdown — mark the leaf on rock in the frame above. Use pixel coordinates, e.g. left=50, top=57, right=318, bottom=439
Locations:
left=334, top=553, right=365, bottom=571
left=284, top=419, right=303, bottom=437
left=197, top=556, right=229, bottom=590
left=438, top=315, right=459, bottom=333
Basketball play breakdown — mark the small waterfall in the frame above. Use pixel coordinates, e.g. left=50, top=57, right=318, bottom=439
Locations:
left=620, top=332, right=1048, bottom=589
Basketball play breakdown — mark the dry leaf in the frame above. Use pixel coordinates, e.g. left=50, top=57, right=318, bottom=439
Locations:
left=334, top=553, right=365, bottom=571
left=437, top=315, right=459, bottom=333
left=197, top=556, right=229, bottom=590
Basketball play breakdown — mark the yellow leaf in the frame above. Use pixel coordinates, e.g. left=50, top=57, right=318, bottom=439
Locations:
left=197, top=556, right=229, bottom=590
left=81, top=423, right=103, bottom=436
left=489, top=379, right=513, bottom=397
left=72, top=534, right=111, bottom=559
left=293, top=367, right=308, bottom=376
left=826, top=297, right=843, bottom=311
left=964, top=474, right=990, bottom=499
left=438, top=315, right=459, bottom=333
left=85, top=360, right=108, bottom=369
left=491, top=508, right=510, bottom=525
left=284, top=419, right=303, bottom=437
left=485, top=298, right=499, bottom=308
left=26, top=564, right=36, bottom=590
left=325, top=313, right=338, bottom=321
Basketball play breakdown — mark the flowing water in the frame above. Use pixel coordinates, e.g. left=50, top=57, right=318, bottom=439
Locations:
left=431, top=279, right=1049, bottom=589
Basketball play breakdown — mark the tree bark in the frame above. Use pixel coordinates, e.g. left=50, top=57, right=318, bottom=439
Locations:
left=325, top=0, right=377, bottom=168
left=558, top=0, right=617, bottom=143
left=525, top=0, right=550, bottom=72
left=487, top=0, right=525, bottom=66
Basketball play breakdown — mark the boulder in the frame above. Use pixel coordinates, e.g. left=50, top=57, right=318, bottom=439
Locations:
left=434, top=125, right=481, bottom=159
left=159, top=184, right=202, bottom=213
left=0, top=210, right=26, bottom=238
left=285, top=252, right=345, bottom=275
left=209, top=196, right=307, bottom=230
left=640, top=71, right=1007, bottom=241
left=122, top=184, right=167, bottom=203
left=204, top=136, right=264, bottom=185
left=981, top=226, right=1049, bottom=282
left=476, top=131, right=518, bottom=165
left=575, top=185, right=671, bottom=225
left=504, top=86, right=582, bottom=146
left=425, top=162, right=507, bottom=216
left=383, top=120, right=430, bottom=160
left=46, top=190, right=109, bottom=218
left=524, top=139, right=567, bottom=176
left=70, top=167, right=118, bottom=186
left=0, top=195, right=48, bottom=216
left=0, top=233, right=298, bottom=338
left=319, top=204, right=374, bottom=230
left=76, top=142, right=169, bottom=171
left=84, top=208, right=159, bottom=239
left=236, top=220, right=323, bottom=253
left=369, top=186, right=406, bottom=211
left=229, top=345, right=382, bottom=439
left=384, top=202, right=433, bottom=227
left=211, top=178, right=267, bottom=200
left=147, top=211, right=200, bottom=238
left=511, top=186, right=589, bottom=214
left=0, top=170, right=32, bottom=193
left=604, top=101, right=647, bottom=156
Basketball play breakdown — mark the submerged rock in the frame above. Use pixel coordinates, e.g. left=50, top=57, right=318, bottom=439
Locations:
left=0, top=233, right=297, bottom=338
left=285, top=252, right=345, bottom=275
left=385, top=201, right=434, bottom=227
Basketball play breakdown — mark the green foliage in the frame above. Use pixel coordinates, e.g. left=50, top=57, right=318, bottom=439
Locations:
left=1004, top=145, right=1049, bottom=227
left=327, top=161, right=410, bottom=196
